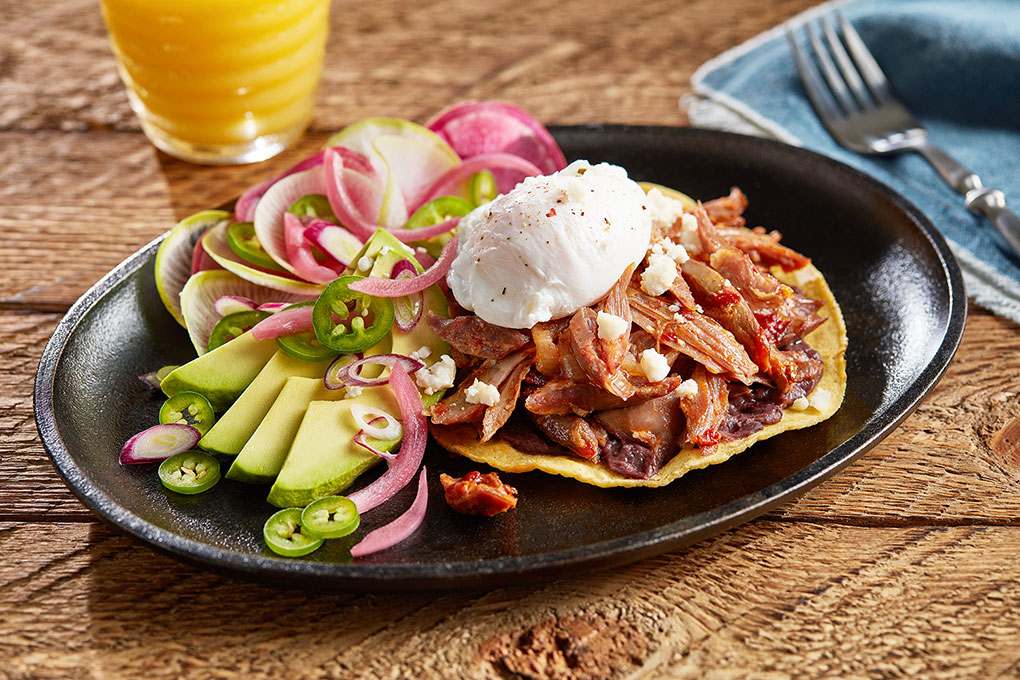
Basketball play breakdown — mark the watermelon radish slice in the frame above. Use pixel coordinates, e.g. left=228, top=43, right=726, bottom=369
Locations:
left=154, top=210, right=232, bottom=327
left=180, top=270, right=315, bottom=355
left=202, top=221, right=326, bottom=297
left=252, top=169, right=328, bottom=277
left=425, top=101, right=567, bottom=180
left=373, top=134, right=462, bottom=216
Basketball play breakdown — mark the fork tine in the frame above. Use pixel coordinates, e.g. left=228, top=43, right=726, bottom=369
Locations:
left=821, top=16, right=873, bottom=109
left=786, top=25, right=844, bottom=124
left=837, top=12, right=893, bottom=103
left=805, top=21, right=858, bottom=115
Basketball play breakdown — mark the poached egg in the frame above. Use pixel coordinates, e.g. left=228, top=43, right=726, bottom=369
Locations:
left=447, top=160, right=652, bottom=329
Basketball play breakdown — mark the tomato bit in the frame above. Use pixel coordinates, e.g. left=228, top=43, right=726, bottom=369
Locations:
left=439, top=471, right=518, bottom=516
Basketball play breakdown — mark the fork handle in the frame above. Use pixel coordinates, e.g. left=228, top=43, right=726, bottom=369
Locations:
left=914, top=141, right=1020, bottom=257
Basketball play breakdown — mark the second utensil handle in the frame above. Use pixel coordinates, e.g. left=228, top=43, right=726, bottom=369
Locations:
left=914, top=141, right=1020, bottom=258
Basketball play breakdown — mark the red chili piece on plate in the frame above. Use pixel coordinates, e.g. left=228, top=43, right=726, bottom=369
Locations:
left=440, top=471, right=518, bottom=517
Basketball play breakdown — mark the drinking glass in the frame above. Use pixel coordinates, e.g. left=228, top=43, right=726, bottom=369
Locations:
left=101, top=0, right=330, bottom=165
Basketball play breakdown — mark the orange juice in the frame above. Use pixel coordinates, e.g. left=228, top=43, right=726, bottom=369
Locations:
left=101, top=0, right=330, bottom=164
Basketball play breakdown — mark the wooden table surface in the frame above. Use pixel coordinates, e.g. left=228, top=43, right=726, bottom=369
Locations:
left=3, top=1, right=1020, bottom=678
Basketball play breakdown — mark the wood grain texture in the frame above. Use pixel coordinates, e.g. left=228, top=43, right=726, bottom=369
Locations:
left=3, top=0, right=1020, bottom=677
left=2, top=521, right=1019, bottom=679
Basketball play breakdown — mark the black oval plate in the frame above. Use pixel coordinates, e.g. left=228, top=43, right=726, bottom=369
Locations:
left=34, top=126, right=965, bottom=590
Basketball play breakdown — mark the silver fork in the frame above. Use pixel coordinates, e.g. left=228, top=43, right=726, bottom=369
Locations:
left=787, top=12, right=1020, bottom=258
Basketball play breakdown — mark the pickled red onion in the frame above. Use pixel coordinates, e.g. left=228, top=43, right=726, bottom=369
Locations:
left=213, top=295, right=257, bottom=316
left=351, top=407, right=402, bottom=440
left=283, top=213, right=340, bottom=284
left=418, top=153, right=542, bottom=207
left=324, top=147, right=386, bottom=242
left=391, top=260, right=424, bottom=332
left=324, top=353, right=424, bottom=389
left=235, top=148, right=375, bottom=222
left=250, top=304, right=314, bottom=341
left=348, top=237, right=457, bottom=298
left=350, top=466, right=429, bottom=558
left=347, top=364, right=427, bottom=514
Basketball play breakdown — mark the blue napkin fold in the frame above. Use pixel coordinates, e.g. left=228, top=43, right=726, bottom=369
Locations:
left=690, top=0, right=1020, bottom=323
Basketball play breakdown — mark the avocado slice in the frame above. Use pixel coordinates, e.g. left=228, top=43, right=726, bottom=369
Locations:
left=267, top=386, right=402, bottom=508
left=160, top=331, right=276, bottom=412
left=225, top=376, right=347, bottom=484
left=198, top=351, right=333, bottom=456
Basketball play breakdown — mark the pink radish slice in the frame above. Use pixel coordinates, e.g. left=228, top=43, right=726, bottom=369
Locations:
left=324, top=353, right=424, bottom=389
left=425, top=101, right=567, bottom=175
left=120, top=424, right=201, bottom=465
left=349, top=237, right=457, bottom=298
left=213, top=295, right=257, bottom=316
left=303, top=219, right=364, bottom=267
left=350, top=467, right=429, bottom=558
left=282, top=213, right=339, bottom=284
left=347, top=365, right=427, bottom=514
left=250, top=304, right=315, bottom=341
left=418, top=153, right=543, bottom=205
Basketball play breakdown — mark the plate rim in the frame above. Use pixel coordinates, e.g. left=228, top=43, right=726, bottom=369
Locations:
left=34, top=125, right=967, bottom=589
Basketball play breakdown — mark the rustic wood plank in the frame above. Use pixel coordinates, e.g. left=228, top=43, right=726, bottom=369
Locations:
left=2, top=520, right=1018, bottom=679
left=5, top=305, right=1019, bottom=523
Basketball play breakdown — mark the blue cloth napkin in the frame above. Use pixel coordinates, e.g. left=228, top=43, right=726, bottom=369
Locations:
left=689, top=0, right=1020, bottom=323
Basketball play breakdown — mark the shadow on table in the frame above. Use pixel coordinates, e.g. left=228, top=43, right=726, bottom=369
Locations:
left=150, top=131, right=332, bottom=222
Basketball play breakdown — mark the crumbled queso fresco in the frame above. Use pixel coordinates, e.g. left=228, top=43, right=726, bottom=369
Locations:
left=415, top=354, right=456, bottom=395
left=464, top=379, right=501, bottom=406
left=639, top=348, right=671, bottom=383
left=596, top=311, right=629, bottom=340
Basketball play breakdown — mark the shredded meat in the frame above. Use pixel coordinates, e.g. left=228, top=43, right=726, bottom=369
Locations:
left=677, top=365, right=729, bottom=454
left=430, top=348, right=535, bottom=437
left=708, top=248, right=824, bottom=345
left=524, top=376, right=688, bottom=415
left=594, top=265, right=634, bottom=374
left=440, top=471, right=518, bottom=516
left=595, top=391, right=684, bottom=466
left=532, top=318, right=569, bottom=376
left=427, top=311, right=530, bottom=359
left=530, top=413, right=607, bottom=461
left=567, top=307, right=636, bottom=399
left=480, top=350, right=534, bottom=441
left=628, top=286, right=758, bottom=384
left=702, top=187, right=748, bottom=228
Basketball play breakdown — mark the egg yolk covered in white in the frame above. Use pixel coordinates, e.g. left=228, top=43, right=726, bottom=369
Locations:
left=447, top=160, right=653, bottom=329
